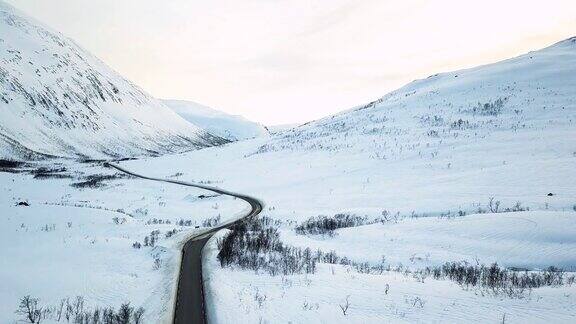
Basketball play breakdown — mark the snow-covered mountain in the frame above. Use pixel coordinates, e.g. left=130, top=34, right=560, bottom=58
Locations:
left=0, top=1, right=226, bottom=160
left=118, top=37, right=576, bottom=323
left=162, top=99, right=269, bottom=141
left=261, top=36, right=576, bottom=157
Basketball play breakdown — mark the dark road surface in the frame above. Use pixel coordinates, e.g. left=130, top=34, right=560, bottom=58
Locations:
left=106, top=163, right=263, bottom=324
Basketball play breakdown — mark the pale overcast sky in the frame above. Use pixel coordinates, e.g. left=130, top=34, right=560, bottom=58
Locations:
left=6, top=0, right=576, bottom=125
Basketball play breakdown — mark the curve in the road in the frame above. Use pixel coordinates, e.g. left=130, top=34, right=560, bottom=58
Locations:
left=106, top=163, right=263, bottom=324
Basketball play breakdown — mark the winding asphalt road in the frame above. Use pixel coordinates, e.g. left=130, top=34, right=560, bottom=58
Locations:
left=106, top=163, right=263, bottom=324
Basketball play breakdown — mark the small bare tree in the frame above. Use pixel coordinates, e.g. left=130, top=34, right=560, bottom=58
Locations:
left=55, top=298, right=65, bottom=321
left=16, top=295, right=42, bottom=323
left=489, top=197, right=501, bottom=213
left=339, top=295, right=350, bottom=316
left=133, top=307, right=145, bottom=324
left=153, top=258, right=162, bottom=270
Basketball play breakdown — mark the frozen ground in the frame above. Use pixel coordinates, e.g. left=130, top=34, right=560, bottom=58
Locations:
left=203, top=231, right=576, bottom=324
left=122, top=129, right=576, bottom=323
left=0, top=160, right=247, bottom=323
left=283, top=211, right=576, bottom=271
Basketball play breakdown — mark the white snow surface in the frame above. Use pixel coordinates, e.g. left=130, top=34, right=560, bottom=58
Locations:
left=123, top=37, right=576, bottom=323
left=0, top=160, right=248, bottom=323
left=0, top=1, right=223, bottom=160
left=266, top=123, right=299, bottom=135
left=162, top=99, right=269, bottom=141
left=1, top=15, right=575, bottom=323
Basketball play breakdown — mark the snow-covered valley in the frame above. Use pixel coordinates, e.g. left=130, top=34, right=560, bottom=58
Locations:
left=119, top=37, right=576, bottom=323
left=0, top=160, right=248, bottom=323
left=1, top=0, right=575, bottom=322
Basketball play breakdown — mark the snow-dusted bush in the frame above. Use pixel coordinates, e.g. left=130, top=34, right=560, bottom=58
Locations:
left=202, top=215, right=221, bottom=227
left=177, top=219, right=194, bottom=227
left=217, top=216, right=387, bottom=276
left=294, top=213, right=371, bottom=236
left=31, top=166, right=72, bottom=180
left=70, top=173, right=130, bottom=189
left=146, top=218, right=171, bottom=225
left=15, top=295, right=144, bottom=324
left=466, top=97, right=508, bottom=116
left=143, top=230, right=160, bottom=247
left=476, top=198, right=529, bottom=214
left=0, top=159, right=25, bottom=169
left=217, top=216, right=317, bottom=275
left=417, top=262, right=573, bottom=297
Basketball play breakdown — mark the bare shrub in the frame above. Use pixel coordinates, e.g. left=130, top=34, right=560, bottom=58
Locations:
left=14, top=295, right=145, bottom=324
left=153, top=258, right=162, bottom=270
left=202, top=215, right=221, bottom=227
left=339, top=295, right=350, bottom=316
left=450, top=119, right=473, bottom=130
left=30, top=166, right=72, bottom=180
left=16, top=295, right=42, bottom=323
left=112, top=217, right=126, bottom=225
left=295, top=213, right=371, bottom=236
left=488, top=197, right=501, bottom=213
left=467, top=97, right=507, bottom=116
left=217, top=216, right=317, bottom=275
left=143, top=230, right=160, bottom=247
left=70, top=173, right=130, bottom=189
left=420, top=262, right=568, bottom=297
left=218, top=216, right=386, bottom=276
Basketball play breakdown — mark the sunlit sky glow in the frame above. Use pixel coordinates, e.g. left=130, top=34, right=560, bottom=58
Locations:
left=6, top=0, right=576, bottom=125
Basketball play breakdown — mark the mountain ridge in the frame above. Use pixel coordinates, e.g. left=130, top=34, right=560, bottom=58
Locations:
left=0, top=1, right=227, bottom=160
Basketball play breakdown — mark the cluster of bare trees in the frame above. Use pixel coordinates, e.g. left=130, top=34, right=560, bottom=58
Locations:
left=467, top=97, right=508, bottom=116
left=201, top=215, right=221, bottom=227
left=143, top=230, right=160, bottom=247
left=295, top=213, right=372, bottom=236
left=418, top=262, right=574, bottom=297
left=145, top=218, right=170, bottom=225
left=70, top=173, right=129, bottom=189
left=217, top=216, right=318, bottom=275
left=217, top=216, right=388, bottom=276
left=132, top=229, right=161, bottom=249
left=15, top=295, right=144, bottom=324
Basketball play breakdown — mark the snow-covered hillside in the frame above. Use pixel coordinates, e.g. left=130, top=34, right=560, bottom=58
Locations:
left=121, top=37, right=576, bottom=323
left=263, top=36, right=576, bottom=158
left=266, top=123, right=298, bottom=135
left=0, top=1, right=226, bottom=160
left=162, top=99, right=269, bottom=141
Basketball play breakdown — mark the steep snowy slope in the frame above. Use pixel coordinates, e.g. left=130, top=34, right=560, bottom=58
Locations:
left=162, top=99, right=269, bottom=141
left=0, top=1, right=226, bottom=160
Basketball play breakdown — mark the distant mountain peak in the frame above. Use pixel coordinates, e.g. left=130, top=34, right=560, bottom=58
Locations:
left=161, top=99, right=269, bottom=141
